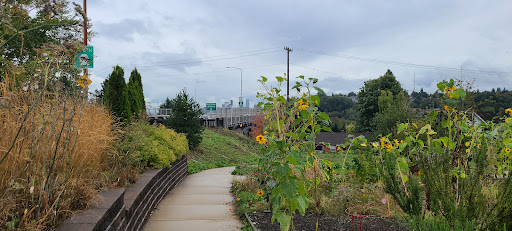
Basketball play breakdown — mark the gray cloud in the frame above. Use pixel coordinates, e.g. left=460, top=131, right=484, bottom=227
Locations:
left=68, top=0, right=512, bottom=107
left=95, top=19, right=149, bottom=42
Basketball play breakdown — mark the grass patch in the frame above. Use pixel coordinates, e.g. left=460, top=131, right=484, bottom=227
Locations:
left=187, top=127, right=261, bottom=174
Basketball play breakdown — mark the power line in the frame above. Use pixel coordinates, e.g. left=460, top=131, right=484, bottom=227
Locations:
left=291, top=64, right=363, bottom=80
left=92, top=48, right=281, bottom=76
left=138, top=64, right=282, bottom=79
left=295, top=48, right=512, bottom=77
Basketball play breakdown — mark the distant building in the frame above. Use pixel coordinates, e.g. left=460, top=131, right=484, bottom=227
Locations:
left=230, top=100, right=233, bottom=107
left=245, top=99, right=250, bottom=108
left=222, top=101, right=230, bottom=107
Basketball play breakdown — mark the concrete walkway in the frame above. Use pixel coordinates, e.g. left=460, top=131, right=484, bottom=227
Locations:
left=144, top=166, right=242, bottom=231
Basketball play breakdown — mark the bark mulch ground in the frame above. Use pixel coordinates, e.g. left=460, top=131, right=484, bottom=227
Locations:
left=248, top=212, right=409, bottom=231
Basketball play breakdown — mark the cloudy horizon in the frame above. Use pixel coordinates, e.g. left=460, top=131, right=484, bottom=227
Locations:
left=73, top=0, right=512, bottom=108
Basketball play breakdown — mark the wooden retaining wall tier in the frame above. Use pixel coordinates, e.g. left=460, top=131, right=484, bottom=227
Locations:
left=56, top=155, right=188, bottom=231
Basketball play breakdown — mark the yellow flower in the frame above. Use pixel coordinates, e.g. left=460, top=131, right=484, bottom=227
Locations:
left=466, top=149, right=470, bottom=153
left=257, top=190, right=264, bottom=196
left=465, top=142, right=470, bottom=147
left=298, top=99, right=304, bottom=105
left=400, top=140, right=405, bottom=144
left=256, top=135, right=266, bottom=144
left=298, top=104, right=308, bottom=111
left=505, top=108, right=512, bottom=115
left=506, top=118, right=511, bottom=123
left=393, top=139, right=399, bottom=145
left=302, top=92, right=306, bottom=97
left=444, top=105, right=454, bottom=111
left=360, top=143, right=367, bottom=147
left=314, top=100, right=319, bottom=105
left=449, top=95, right=453, bottom=99
left=237, top=198, right=240, bottom=201
left=418, top=170, right=423, bottom=176
left=506, top=148, right=511, bottom=154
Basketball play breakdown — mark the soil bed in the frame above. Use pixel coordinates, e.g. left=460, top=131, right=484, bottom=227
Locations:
left=248, top=212, right=408, bottom=231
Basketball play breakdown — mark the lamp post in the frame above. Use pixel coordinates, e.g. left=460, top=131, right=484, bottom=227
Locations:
left=194, top=80, right=205, bottom=100
left=226, top=67, right=243, bottom=108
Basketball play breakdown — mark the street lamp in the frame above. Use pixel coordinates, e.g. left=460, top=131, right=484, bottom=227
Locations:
left=226, top=67, right=243, bottom=108
left=194, top=80, right=205, bottom=100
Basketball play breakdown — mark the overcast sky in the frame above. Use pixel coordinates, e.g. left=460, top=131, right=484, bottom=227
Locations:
left=72, top=0, right=512, bottom=109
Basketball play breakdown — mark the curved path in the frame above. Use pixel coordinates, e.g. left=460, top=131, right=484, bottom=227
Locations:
left=144, top=166, right=242, bottom=231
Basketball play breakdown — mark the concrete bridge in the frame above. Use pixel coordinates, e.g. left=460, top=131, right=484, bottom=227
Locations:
left=147, top=107, right=259, bottom=135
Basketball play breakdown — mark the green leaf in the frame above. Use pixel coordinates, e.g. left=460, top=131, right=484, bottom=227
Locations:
left=261, top=76, right=268, bottom=82
left=273, top=211, right=291, bottom=231
left=297, top=181, right=307, bottom=195
left=311, top=95, right=320, bottom=105
left=296, top=196, right=309, bottom=216
left=437, top=82, right=446, bottom=92
left=286, top=155, right=298, bottom=165
left=299, top=75, right=305, bottom=80
left=281, top=180, right=298, bottom=198
left=276, top=165, right=289, bottom=176
left=439, top=137, right=449, bottom=147
left=286, top=132, right=299, bottom=139
left=318, top=112, right=330, bottom=120
left=401, top=174, right=408, bottom=184
left=397, top=123, right=408, bottom=134
left=457, top=88, right=466, bottom=100
left=276, top=76, right=285, bottom=82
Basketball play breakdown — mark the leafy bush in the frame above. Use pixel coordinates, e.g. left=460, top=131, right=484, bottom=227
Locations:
left=118, top=122, right=188, bottom=168
left=409, top=216, right=478, bottom=231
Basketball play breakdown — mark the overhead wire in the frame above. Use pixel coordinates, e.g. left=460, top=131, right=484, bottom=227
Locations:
left=295, top=48, right=512, bottom=77
left=92, top=47, right=281, bottom=76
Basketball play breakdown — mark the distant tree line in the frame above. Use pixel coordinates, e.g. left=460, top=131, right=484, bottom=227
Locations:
left=316, top=69, right=512, bottom=136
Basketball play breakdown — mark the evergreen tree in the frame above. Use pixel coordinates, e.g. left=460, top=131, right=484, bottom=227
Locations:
left=127, top=68, right=146, bottom=118
left=356, top=69, right=406, bottom=132
left=165, top=89, right=203, bottom=149
left=103, top=65, right=131, bottom=122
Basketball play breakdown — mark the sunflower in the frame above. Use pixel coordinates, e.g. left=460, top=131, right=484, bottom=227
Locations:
left=506, top=108, right=512, bottom=115
left=298, top=104, right=308, bottom=111
left=257, top=190, right=264, bottom=196
left=256, top=135, right=266, bottom=144
left=505, top=148, right=511, bottom=154
left=444, top=105, right=454, bottom=111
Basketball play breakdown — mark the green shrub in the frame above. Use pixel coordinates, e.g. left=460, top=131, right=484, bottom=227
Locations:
left=409, top=216, right=478, bottom=231
left=118, top=122, right=189, bottom=168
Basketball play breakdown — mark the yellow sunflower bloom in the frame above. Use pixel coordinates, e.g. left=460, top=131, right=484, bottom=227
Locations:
left=298, top=104, right=308, bottom=111
left=505, top=148, right=511, bottom=154
left=256, top=135, right=266, bottom=144
left=257, top=190, right=264, bottom=196
left=444, top=105, right=454, bottom=111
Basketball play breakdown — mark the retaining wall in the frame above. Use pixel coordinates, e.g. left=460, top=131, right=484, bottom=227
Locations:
left=56, top=155, right=188, bottom=231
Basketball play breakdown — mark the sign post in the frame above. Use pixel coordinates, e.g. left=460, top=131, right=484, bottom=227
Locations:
left=77, top=75, right=92, bottom=88
left=75, top=46, right=94, bottom=69
left=206, top=103, right=216, bottom=111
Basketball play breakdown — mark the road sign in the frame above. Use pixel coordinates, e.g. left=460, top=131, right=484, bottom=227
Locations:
left=75, top=46, right=93, bottom=68
left=77, top=75, right=92, bottom=88
left=206, top=103, right=216, bottom=111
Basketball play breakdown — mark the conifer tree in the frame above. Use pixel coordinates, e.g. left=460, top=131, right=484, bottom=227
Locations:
left=127, top=68, right=145, bottom=118
left=103, top=65, right=131, bottom=122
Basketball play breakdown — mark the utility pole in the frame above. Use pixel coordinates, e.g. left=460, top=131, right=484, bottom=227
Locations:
left=284, top=46, right=292, bottom=103
left=83, top=0, right=88, bottom=78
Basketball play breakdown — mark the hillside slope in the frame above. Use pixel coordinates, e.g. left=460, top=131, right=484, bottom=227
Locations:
left=188, top=127, right=260, bottom=173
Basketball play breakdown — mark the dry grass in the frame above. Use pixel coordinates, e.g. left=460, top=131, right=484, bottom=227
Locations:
left=0, top=78, right=119, bottom=230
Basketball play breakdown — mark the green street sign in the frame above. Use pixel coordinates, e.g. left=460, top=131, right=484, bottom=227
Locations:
left=206, top=103, right=216, bottom=111
left=75, top=46, right=93, bottom=68
left=239, top=101, right=243, bottom=107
